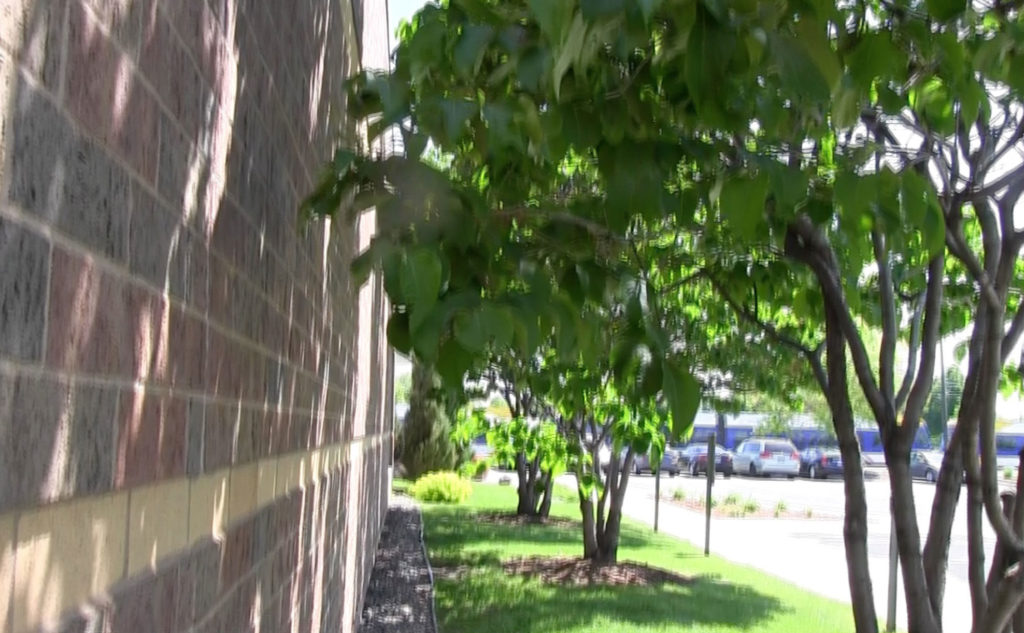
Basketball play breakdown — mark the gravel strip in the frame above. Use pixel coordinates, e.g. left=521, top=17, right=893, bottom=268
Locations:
left=359, top=495, right=438, bottom=633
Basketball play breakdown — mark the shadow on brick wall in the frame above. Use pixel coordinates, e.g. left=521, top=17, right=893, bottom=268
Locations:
left=1, top=0, right=383, bottom=631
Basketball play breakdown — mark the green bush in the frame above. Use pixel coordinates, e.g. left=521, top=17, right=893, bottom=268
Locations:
left=723, top=493, right=741, bottom=506
left=672, top=488, right=686, bottom=501
left=410, top=472, right=472, bottom=504
left=742, top=499, right=760, bottom=514
left=458, top=459, right=490, bottom=480
left=774, top=501, right=787, bottom=518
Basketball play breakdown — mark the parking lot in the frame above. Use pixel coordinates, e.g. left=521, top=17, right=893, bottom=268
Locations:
left=617, top=466, right=1000, bottom=633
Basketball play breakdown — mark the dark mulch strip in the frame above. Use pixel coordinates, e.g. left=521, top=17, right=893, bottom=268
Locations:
left=472, top=511, right=577, bottom=529
left=501, top=556, right=695, bottom=587
left=360, top=497, right=436, bottom=633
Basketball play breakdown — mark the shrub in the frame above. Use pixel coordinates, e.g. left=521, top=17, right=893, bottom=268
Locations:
left=459, top=459, right=490, bottom=480
left=410, top=472, right=472, bottom=504
left=1004, top=467, right=1014, bottom=480
left=672, top=488, right=686, bottom=502
left=399, top=363, right=459, bottom=480
left=742, top=499, right=760, bottom=514
left=774, top=501, right=787, bottom=518
left=805, top=508, right=814, bottom=518
left=723, top=493, right=741, bottom=506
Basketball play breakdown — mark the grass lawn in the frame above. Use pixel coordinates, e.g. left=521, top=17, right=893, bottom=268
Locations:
left=419, top=482, right=855, bottom=633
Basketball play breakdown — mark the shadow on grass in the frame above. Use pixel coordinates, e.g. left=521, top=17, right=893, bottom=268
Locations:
left=434, top=567, right=787, bottom=632
left=424, top=504, right=788, bottom=633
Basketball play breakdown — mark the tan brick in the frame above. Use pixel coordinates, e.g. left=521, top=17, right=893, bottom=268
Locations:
left=255, top=459, right=276, bottom=508
left=188, top=469, right=228, bottom=544
left=126, top=478, right=189, bottom=575
left=276, top=452, right=302, bottom=496
left=13, top=493, right=128, bottom=632
left=1, top=512, right=14, bottom=633
left=227, top=462, right=257, bottom=525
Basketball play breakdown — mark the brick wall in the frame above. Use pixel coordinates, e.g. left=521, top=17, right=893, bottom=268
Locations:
left=0, top=1, right=393, bottom=632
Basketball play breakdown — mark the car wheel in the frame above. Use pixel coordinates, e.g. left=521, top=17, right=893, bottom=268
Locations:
left=809, top=465, right=818, bottom=479
left=723, top=468, right=732, bottom=478
left=787, top=475, right=796, bottom=480
left=926, top=469, right=936, bottom=483
left=633, top=462, right=641, bottom=475
left=690, top=462, right=699, bottom=477
left=749, top=463, right=757, bottom=477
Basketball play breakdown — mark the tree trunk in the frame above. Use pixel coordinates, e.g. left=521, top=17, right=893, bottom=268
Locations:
left=515, top=452, right=537, bottom=515
left=579, top=482, right=598, bottom=559
left=886, top=453, right=943, bottom=633
left=538, top=470, right=553, bottom=518
left=823, top=302, right=879, bottom=633
left=923, top=428, right=966, bottom=617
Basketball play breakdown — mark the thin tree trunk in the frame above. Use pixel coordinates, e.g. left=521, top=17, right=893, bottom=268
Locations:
left=968, top=434, right=989, bottom=633
left=923, top=428, right=966, bottom=617
left=887, top=453, right=943, bottom=633
left=823, top=303, right=879, bottom=633
left=538, top=470, right=553, bottom=518
left=579, top=482, right=598, bottom=559
left=515, top=452, right=536, bottom=515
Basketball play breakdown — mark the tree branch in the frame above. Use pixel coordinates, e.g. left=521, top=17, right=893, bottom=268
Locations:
left=873, top=229, right=898, bottom=406
left=901, top=254, right=945, bottom=443
left=786, top=216, right=892, bottom=427
left=895, top=292, right=926, bottom=413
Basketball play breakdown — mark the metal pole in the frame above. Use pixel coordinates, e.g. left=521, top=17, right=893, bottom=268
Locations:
left=886, top=498, right=899, bottom=632
left=705, top=434, right=716, bottom=556
left=654, top=462, right=661, bottom=532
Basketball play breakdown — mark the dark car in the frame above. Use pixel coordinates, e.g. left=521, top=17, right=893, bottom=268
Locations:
left=800, top=447, right=844, bottom=479
left=910, top=451, right=941, bottom=482
left=633, top=449, right=681, bottom=476
left=679, top=444, right=733, bottom=477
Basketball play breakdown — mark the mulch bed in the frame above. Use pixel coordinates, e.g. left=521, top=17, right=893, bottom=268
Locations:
left=502, top=556, right=695, bottom=587
left=359, top=496, right=436, bottom=633
left=472, top=511, right=577, bottom=529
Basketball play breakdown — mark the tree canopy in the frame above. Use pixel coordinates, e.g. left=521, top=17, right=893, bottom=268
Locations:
left=305, top=0, right=1024, bottom=631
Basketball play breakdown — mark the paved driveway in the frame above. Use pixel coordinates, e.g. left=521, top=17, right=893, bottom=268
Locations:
left=617, top=469, right=989, bottom=633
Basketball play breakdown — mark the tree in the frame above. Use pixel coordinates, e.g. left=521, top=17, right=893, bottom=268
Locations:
left=923, top=366, right=964, bottom=443
left=394, top=371, right=412, bottom=406
left=399, top=361, right=459, bottom=479
left=304, top=1, right=1024, bottom=630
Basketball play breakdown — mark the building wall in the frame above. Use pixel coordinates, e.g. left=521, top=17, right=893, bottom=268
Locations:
left=0, top=1, right=392, bottom=632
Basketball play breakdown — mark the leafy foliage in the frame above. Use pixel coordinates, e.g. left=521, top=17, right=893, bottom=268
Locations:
left=410, top=471, right=473, bottom=504
left=399, top=361, right=460, bottom=480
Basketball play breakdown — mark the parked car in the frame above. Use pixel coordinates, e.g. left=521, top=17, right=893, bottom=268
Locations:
left=910, top=450, right=941, bottom=482
left=732, top=438, right=800, bottom=478
left=679, top=444, right=733, bottom=477
left=800, top=447, right=844, bottom=479
left=633, top=449, right=681, bottom=476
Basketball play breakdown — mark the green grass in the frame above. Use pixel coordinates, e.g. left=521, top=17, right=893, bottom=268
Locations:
left=420, top=482, right=855, bottom=633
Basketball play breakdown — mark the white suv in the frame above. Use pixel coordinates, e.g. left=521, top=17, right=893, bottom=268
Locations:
left=732, top=438, right=800, bottom=478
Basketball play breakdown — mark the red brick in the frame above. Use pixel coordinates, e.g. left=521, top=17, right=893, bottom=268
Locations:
left=116, top=390, right=186, bottom=487
left=47, top=248, right=134, bottom=377
left=65, top=2, right=159, bottom=183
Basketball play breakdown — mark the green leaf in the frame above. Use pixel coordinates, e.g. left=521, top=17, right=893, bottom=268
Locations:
left=719, top=174, right=769, bottom=240
left=387, top=312, right=412, bottom=354
left=846, top=33, right=902, bottom=90
left=581, top=0, right=624, bottom=21
left=925, top=0, right=966, bottom=21
left=399, top=248, right=443, bottom=314
left=638, top=0, right=663, bottom=22
left=454, top=24, right=494, bottom=76
left=436, top=338, right=474, bottom=385
left=552, top=12, right=587, bottom=101
left=439, top=99, right=477, bottom=144
left=831, top=76, right=861, bottom=129
left=795, top=18, right=840, bottom=92
left=662, top=359, right=701, bottom=439
left=454, top=303, right=514, bottom=352
left=599, top=142, right=666, bottom=227
left=528, top=0, right=572, bottom=42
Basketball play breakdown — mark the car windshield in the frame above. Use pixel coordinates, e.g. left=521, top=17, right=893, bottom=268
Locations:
left=767, top=441, right=795, bottom=453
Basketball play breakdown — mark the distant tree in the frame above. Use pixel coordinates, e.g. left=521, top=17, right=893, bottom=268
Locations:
left=398, top=361, right=458, bottom=480
left=923, top=367, right=964, bottom=443
left=394, top=372, right=412, bottom=406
